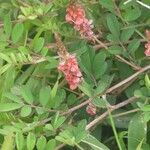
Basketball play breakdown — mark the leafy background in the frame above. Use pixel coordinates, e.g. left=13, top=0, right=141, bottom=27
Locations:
left=0, top=0, right=149, bottom=150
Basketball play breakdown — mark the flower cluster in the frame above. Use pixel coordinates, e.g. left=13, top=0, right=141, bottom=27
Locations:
left=145, top=30, right=150, bottom=56
left=86, top=102, right=96, bottom=116
left=58, top=54, right=82, bottom=90
left=144, top=42, right=150, bottom=56
left=65, top=3, right=94, bottom=39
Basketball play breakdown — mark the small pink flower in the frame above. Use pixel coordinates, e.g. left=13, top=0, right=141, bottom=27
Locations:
left=66, top=3, right=94, bottom=39
left=86, top=103, right=96, bottom=116
left=144, top=42, right=150, bottom=56
left=65, top=14, right=72, bottom=23
left=58, top=54, right=82, bottom=90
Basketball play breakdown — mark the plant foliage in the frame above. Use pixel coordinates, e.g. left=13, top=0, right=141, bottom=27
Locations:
left=0, top=0, right=149, bottom=150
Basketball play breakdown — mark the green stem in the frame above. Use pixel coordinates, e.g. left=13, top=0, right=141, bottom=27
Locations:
left=75, top=143, right=84, bottom=150
left=113, top=108, right=140, bottom=118
left=108, top=109, right=123, bottom=150
left=24, top=30, right=28, bottom=47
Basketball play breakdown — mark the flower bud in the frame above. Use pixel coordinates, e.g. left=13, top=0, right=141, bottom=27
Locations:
left=86, top=103, right=96, bottom=116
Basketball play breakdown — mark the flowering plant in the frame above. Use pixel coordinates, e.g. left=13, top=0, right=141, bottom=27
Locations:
left=0, top=0, right=149, bottom=150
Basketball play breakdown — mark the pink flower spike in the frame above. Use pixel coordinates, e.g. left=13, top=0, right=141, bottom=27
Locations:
left=66, top=3, right=94, bottom=39
left=144, top=49, right=150, bottom=56
left=70, top=84, right=77, bottom=90
left=144, top=42, right=150, bottom=56
left=58, top=54, right=82, bottom=90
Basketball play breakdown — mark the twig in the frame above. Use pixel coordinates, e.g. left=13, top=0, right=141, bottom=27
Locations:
left=46, top=39, right=146, bottom=51
left=30, top=104, right=58, bottom=113
left=86, top=97, right=137, bottom=130
left=55, top=143, right=66, bottom=150
left=96, top=39, right=147, bottom=50
left=106, top=64, right=150, bottom=94
left=61, top=99, right=91, bottom=115
left=109, top=78, right=136, bottom=96
left=124, top=0, right=133, bottom=5
left=113, top=108, right=140, bottom=118
left=116, top=55, right=141, bottom=70
left=61, top=64, right=150, bottom=116
left=22, top=64, right=150, bottom=134
left=93, top=36, right=108, bottom=49
left=136, top=0, right=150, bottom=9
left=93, top=36, right=142, bottom=70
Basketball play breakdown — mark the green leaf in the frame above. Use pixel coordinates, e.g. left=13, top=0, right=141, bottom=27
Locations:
left=99, top=0, right=114, bottom=12
left=18, top=46, right=29, bottom=54
left=53, top=116, right=66, bottom=129
left=78, top=120, right=87, bottom=129
left=67, top=93, right=77, bottom=106
left=128, top=39, right=141, bottom=55
left=134, top=90, right=143, bottom=98
left=145, top=74, right=150, bottom=89
left=27, top=132, right=36, bottom=150
left=118, top=131, right=128, bottom=150
left=1, top=133, right=14, bottom=150
left=11, top=23, right=24, bottom=43
left=121, top=28, right=135, bottom=42
left=0, top=53, right=11, bottom=63
left=50, top=80, right=58, bottom=100
left=128, top=113, right=147, bottom=150
left=108, top=45, right=123, bottom=55
left=45, top=124, right=53, bottom=131
left=52, top=89, right=66, bottom=108
left=124, top=6, right=141, bottom=21
left=95, top=75, right=113, bottom=96
left=82, top=134, right=110, bottom=150
left=4, top=92, right=22, bottom=103
left=44, top=3, right=53, bottom=13
left=16, top=66, right=35, bottom=85
left=20, top=6, right=33, bottom=16
left=45, top=57, right=58, bottom=69
left=143, top=112, right=150, bottom=122
left=141, top=105, right=150, bottom=112
left=55, top=130, right=75, bottom=146
left=107, top=34, right=119, bottom=43
left=107, top=14, right=120, bottom=41
left=4, top=13, right=12, bottom=38
left=0, top=103, right=23, bottom=112
left=45, top=139, right=56, bottom=150
left=136, top=138, right=144, bottom=150
left=36, top=136, right=47, bottom=150
left=93, top=98, right=107, bottom=108
left=39, top=86, right=51, bottom=106
left=78, top=81, right=93, bottom=97
left=33, top=37, right=45, bottom=52
left=116, top=61, right=134, bottom=80
left=21, top=85, right=34, bottom=104
left=20, top=105, right=32, bottom=117
left=28, top=15, right=38, bottom=21
left=80, top=47, right=95, bottom=76
left=36, top=107, right=45, bottom=114
left=15, top=132, right=24, bottom=150
left=93, top=52, right=107, bottom=78
left=0, top=64, right=12, bottom=75
left=72, top=121, right=87, bottom=143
